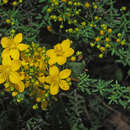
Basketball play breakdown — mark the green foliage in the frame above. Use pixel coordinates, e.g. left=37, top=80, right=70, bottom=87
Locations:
left=0, top=0, right=130, bottom=129
left=78, top=72, right=130, bottom=109
left=66, top=89, right=86, bottom=130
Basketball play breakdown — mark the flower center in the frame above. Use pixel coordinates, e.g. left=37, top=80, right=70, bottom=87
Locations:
left=5, top=66, right=11, bottom=73
left=9, top=39, right=18, bottom=49
left=55, top=45, right=64, bottom=56
left=51, top=75, right=60, bottom=84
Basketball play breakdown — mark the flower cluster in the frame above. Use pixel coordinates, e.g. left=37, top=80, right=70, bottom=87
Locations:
left=2, top=0, right=22, bottom=6
left=89, top=24, right=127, bottom=58
left=46, top=0, right=98, bottom=34
left=0, top=33, right=74, bottom=110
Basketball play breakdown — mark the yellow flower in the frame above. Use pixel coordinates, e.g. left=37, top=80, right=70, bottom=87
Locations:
left=12, top=1, right=17, bottom=6
left=47, top=26, right=53, bottom=32
left=47, top=8, right=52, bottom=13
left=94, top=16, right=99, bottom=20
left=121, top=6, right=126, bottom=11
left=0, top=59, right=25, bottom=92
left=100, top=30, right=105, bottom=35
left=105, top=43, right=110, bottom=48
left=100, top=47, right=105, bottom=52
left=17, top=98, right=22, bottom=103
left=98, top=53, right=103, bottom=58
left=76, top=51, right=82, bottom=56
left=116, top=38, right=120, bottom=43
left=75, top=28, right=79, bottom=32
left=38, top=75, right=45, bottom=84
left=90, top=42, right=95, bottom=47
left=0, top=59, right=21, bottom=84
left=108, top=28, right=112, bottom=33
left=121, top=40, right=126, bottom=45
left=89, top=23, right=94, bottom=27
left=85, top=2, right=90, bottom=8
left=1, top=33, right=29, bottom=60
left=60, top=25, right=63, bottom=29
left=11, top=22, right=15, bottom=25
left=32, top=104, right=38, bottom=110
left=71, top=56, right=76, bottom=62
left=46, top=39, right=74, bottom=65
left=68, top=28, right=73, bottom=33
left=117, top=33, right=121, bottom=37
left=96, top=45, right=101, bottom=49
left=93, top=5, right=97, bottom=9
left=5, top=19, right=11, bottom=24
left=36, top=97, right=41, bottom=102
left=58, top=17, right=63, bottom=22
left=10, top=29, right=15, bottom=34
left=19, top=0, right=23, bottom=3
left=3, top=0, right=8, bottom=4
left=105, top=37, right=110, bottom=42
left=68, top=1, right=72, bottom=5
left=95, top=37, right=100, bottom=42
left=46, top=66, right=71, bottom=95
left=75, top=11, right=79, bottom=15
left=39, top=56, right=46, bottom=71
left=12, top=91, right=18, bottom=97
left=81, top=22, right=86, bottom=26
left=62, top=0, right=67, bottom=2
left=101, top=24, right=107, bottom=30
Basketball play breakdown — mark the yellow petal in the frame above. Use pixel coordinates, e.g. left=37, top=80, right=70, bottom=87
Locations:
left=0, top=65, right=6, bottom=72
left=54, top=43, right=62, bottom=50
left=1, top=48, right=10, bottom=58
left=11, top=60, right=21, bottom=71
left=16, top=81, right=25, bottom=92
left=1, top=37, right=9, bottom=48
left=45, top=76, right=52, bottom=84
left=2, top=57, right=11, bottom=66
left=59, top=69, right=71, bottom=79
left=14, top=33, right=22, bottom=43
left=50, top=84, right=59, bottom=95
left=56, top=56, right=66, bottom=65
left=2, top=51, right=12, bottom=65
left=9, top=72, right=21, bottom=84
left=10, top=49, right=19, bottom=60
left=0, top=72, right=7, bottom=84
left=59, top=80, right=70, bottom=91
left=48, top=57, right=57, bottom=65
left=61, top=39, right=71, bottom=50
left=17, top=43, right=29, bottom=51
left=49, top=66, right=59, bottom=76
left=64, top=48, right=74, bottom=57
left=38, top=76, right=45, bottom=83
left=39, top=57, right=46, bottom=71
left=46, top=49, right=55, bottom=57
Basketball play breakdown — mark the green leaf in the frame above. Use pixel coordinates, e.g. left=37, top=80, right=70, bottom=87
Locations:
left=41, top=5, right=48, bottom=13
left=115, top=68, right=123, bottom=81
left=68, top=61, right=85, bottom=77
left=35, top=14, right=42, bottom=19
left=128, top=70, right=130, bottom=75
left=39, top=0, right=46, bottom=3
